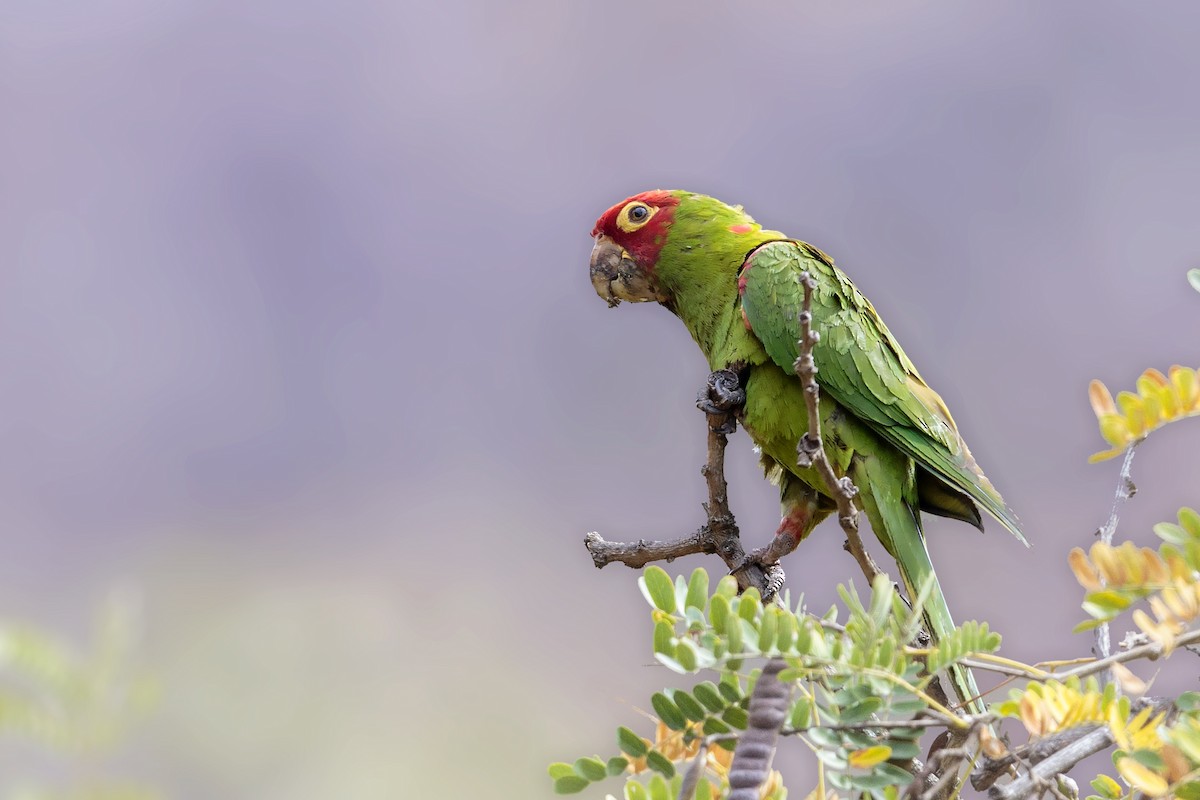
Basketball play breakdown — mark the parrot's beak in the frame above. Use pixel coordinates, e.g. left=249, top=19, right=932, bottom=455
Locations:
left=589, top=235, right=665, bottom=307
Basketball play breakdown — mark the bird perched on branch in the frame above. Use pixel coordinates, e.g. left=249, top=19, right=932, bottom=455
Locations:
left=588, top=189, right=1027, bottom=712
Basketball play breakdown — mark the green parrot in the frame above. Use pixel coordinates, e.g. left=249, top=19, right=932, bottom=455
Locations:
left=588, top=190, right=1027, bottom=713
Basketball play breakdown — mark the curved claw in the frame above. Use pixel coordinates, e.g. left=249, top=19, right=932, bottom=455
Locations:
left=697, top=369, right=746, bottom=433
left=729, top=551, right=787, bottom=601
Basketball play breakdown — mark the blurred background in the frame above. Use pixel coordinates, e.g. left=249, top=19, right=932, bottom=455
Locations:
left=1, top=1, right=1199, bottom=797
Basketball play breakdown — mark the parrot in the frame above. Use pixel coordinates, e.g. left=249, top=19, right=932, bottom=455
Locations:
left=588, top=189, right=1028, bottom=714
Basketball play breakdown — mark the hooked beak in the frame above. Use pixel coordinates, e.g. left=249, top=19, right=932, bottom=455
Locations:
left=589, top=235, right=665, bottom=307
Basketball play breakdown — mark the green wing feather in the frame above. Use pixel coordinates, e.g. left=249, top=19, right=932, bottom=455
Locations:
left=739, top=240, right=1026, bottom=545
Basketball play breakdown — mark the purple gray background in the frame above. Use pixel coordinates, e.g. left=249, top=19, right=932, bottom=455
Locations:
left=2, top=1, right=1199, bottom=797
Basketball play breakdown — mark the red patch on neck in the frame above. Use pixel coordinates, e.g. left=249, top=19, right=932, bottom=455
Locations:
left=728, top=223, right=753, bottom=234
left=591, top=190, right=681, bottom=270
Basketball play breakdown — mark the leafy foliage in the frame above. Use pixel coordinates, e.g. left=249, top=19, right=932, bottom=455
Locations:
left=0, top=595, right=161, bottom=799
left=1069, top=507, right=1200, bottom=649
left=554, top=567, right=1002, bottom=798
left=1088, top=366, right=1200, bottom=462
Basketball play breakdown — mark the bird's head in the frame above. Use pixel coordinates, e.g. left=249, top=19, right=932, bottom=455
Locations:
left=589, top=190, right=771, bottom=307
left=588, top=190, right=681, bottom=307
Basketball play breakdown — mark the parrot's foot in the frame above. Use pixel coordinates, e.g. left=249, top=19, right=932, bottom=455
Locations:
left=731, top=554, right=786, bottom=601
left=697, top=369, right=745, bottom=433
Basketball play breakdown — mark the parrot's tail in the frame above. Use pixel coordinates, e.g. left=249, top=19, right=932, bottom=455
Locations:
left=857, top=466, right=986, bottom=717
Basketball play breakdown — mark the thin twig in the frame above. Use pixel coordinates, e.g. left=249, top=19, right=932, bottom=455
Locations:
left=1094, top=443, right=1138, bottom=673
left=584, top=368, right=774, bottom=594
left=791, top=271, right=882, bottom=584
left=1052, top=626, right=1200, bottom=681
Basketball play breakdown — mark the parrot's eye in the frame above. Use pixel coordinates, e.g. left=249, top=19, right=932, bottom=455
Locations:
left=616, top=202, right=657, bottom=233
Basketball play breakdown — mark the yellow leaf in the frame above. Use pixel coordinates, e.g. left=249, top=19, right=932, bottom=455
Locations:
left=1148, top=595, right=1175, bottom=625
left=1141, top=391, right=1163, bottom=427
left=1088, top=448, right=1125, bottom=464
left=1089, top=379, right=1118, bottom=417
left=1161, top=744, right=1190, bottom=782
left=1098, top=414, right=1132, bottom=447
left=1090, top=543, right=1122, bottom=585
left=1133, top=608, right=1178, bottom=654
left=1142, top=548, right=1169, bottom=585
left=848, top=745, right=893, bottom=769
left=1156, top=383, right=1180, bottom=418
left=1068, top=548, right=1102, bottom=590
left=1093, top=774, right=1122, bottom=798
left=1159, top=584, right=1192, bottom=620
left=1111, top=662, right=1147, bottom=697
left=1143, top=367, right=1169, bottom=387
left=1171, top=365, right=1200, bottom=412
left=978, top=725, right=1008, bottom=759
left=1117, top=541, right=1144, bottom=585
left=1118, top=391, right=1147, bottom=436
left=1116, top=756, right=1168, bottom=797
left=1019, top=693, right=1046, bottom=737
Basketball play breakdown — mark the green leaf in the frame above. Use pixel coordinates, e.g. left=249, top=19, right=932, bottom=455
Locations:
left=554, top=775, right=590, bottom=794
left=758, top=608, right=778, bottom=653
left=1090, top=774, right=1122, bottom=799
left=714, top=574, right=739, bottom=599
left=1179, top=507, right=1200, bottom=538
left=652, top=692, right=688, bottom=731
left=548, top=762, right=576, bottom=779
left=1129, top=748, right=1165, bottom=771
left=618, top=726, right=649, bottom=757
left=1154, top=522, right=1190, bottom=546
left=840, top=696, right=884, bottom=724
left=674, top=640, right=698, bottom=672
left=702, top=716, right=731, bottom=736
left=1082, top=590, right=1133, bottom=620
left=718, top=675, right=742, bottom=703
left=607, top=756, right=630, bottom=776
left=788, top=696, right=812, bottom=730
left=692, top=681, right=726, bottom=713
left=675, top=575, right=690, bottom=617
left=1176, top=780, right=1200, bottom=800
left=775, top=611, right=797, bottom=652
left=1176, top=691, right=1200, bottom=712
left=655, top=652, right=687, bottom=673
left=738, top=588, right=762, bottom=621
left=646, top=751, right=676, bottom=778
left=709, top=594, right=730, bottom=635
left=722, top=705, right=749, bottom=729
left=574, top=757, right=608, bottom=782
left=646, top=773, right=670, bottom=800
left=625, top=781, right=648, bottom=800
left=726, top=610, right=744, bottom=654
left=641, top=567, right=677, bottom=613
left=653, top=621, right=675, bottom=656
left=1189, top=269, right=1200, bottom=294
left=673, top=690, right=707, bottom=722
left=686, top=568, right=709, bottom=611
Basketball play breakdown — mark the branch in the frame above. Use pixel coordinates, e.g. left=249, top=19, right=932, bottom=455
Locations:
left=791, top=271, right=882, bottom=584
left=1051, top=626, right=1200, bottom=681
left=583, top=368, right=777, bottom=595
left=972, top=696, right=1175, bottom=796
left=584, top=530, right=710, bottom=569
left=1094, top=443, right=1139, bottom=674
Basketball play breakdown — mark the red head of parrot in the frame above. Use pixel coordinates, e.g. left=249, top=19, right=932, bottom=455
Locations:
left=589, top=190, right=680, bottom=306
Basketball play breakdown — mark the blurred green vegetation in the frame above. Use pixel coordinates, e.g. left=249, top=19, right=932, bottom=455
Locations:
left=0, top=594, right=159, bottom=800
